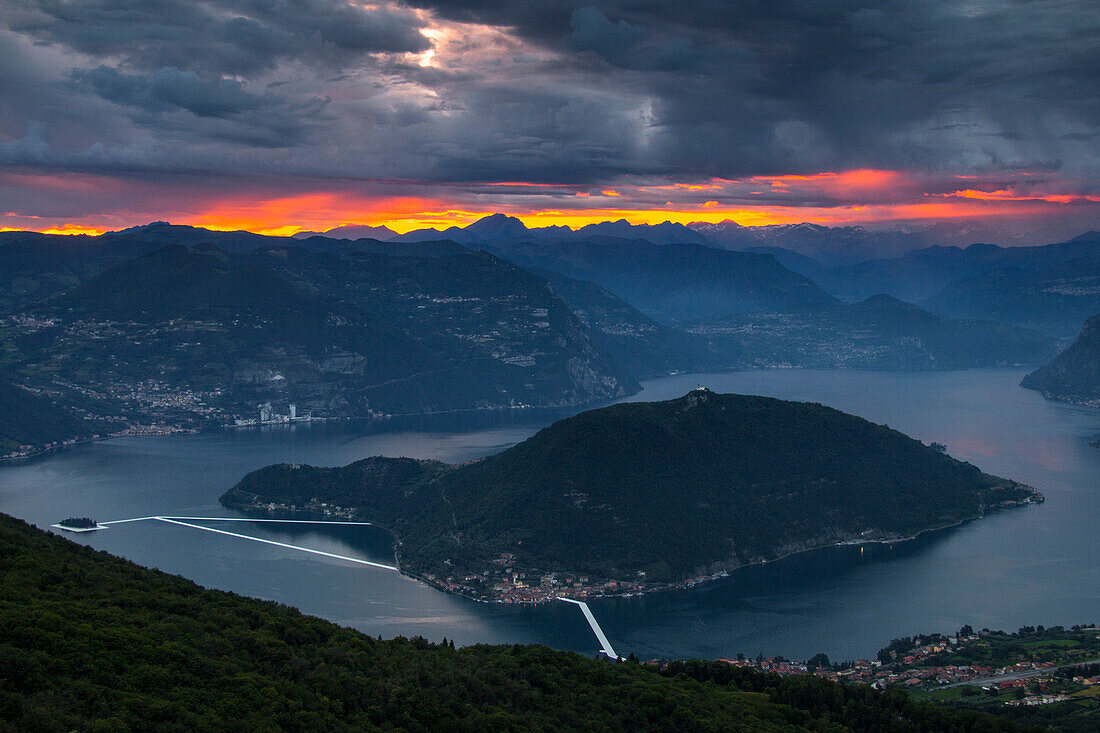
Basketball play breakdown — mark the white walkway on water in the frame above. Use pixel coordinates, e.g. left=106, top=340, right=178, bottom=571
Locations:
left=558, top=598, right=621, bottom=660
left=97, top=515, right=397, bottom=571
left=91, top=515, right=627, bottom=660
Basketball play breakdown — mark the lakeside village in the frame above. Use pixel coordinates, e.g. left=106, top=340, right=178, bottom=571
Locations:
left=1, top=423, right=197, bottom=461
left=2, top=399, right=316, bottom=461
left=2, top=382, right=318, bottom=461
left=2, top=314, right=331, bottom=460
left=678, top=625, right=1100, bottom=710
left=421, top=560, right=1099, bottom=710
left=194, top=498, right=1100, bottom=714
left=2, top=399, right=318, bottom=462
left=238, top=496, right=741, bottom=602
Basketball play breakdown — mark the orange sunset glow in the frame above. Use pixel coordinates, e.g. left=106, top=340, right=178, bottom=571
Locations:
left=4, top=167, right=1096, bottom=237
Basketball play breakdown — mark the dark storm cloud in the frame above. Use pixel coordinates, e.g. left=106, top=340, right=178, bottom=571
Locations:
left=8, top=0, right=431, bottom=76
left=0, top=0, right=1098, bottom=194
left=1, top=0, right=422, bottom=162
left=75, top=67, right=278, bottom=118
left=414, top=0, right=1100, bottom=180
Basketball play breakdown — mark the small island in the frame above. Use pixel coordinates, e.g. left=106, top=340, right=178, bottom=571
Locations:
left=222, top=389, right=1043, bottom=603
left=52, top=517, right=105, bottom=533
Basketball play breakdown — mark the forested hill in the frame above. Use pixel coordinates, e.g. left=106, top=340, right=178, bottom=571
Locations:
left=1021, top=313, right=1100, bottom=406
left=19, top=243, right=637, bottom=424
left=0, top=376, right=103, bottom=454
left=0, top=513, right=1032, bottom=731
left=224, top=390, right=1042, bottom=599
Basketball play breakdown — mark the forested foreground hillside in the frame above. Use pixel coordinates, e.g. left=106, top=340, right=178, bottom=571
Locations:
left=0, top=513, right=1031, bottom=732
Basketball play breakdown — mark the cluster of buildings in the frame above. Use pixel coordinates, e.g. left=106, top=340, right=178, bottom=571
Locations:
left=233, top=402, right=313, bottom=427
left=7, top=314, right=56, bottom=329
left=712, top=656, right=885, bottom=683
left=1005, top=694, right=1071, bottom=706
left=698, top=629, right=1100, bottom=709
left=3, top=434, right=103, bottom=460
left=698, top=653, right=1092, bottom=705
left=426, top=553, right=648, bottom=603
left=105, top=380, right=224, bottom=420
left=6, top=315, right=317, bottom=434
left=239, top=495, right=359, bottom=521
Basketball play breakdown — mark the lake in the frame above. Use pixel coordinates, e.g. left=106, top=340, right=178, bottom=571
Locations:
left=2, top=368, right=1097, bottom=662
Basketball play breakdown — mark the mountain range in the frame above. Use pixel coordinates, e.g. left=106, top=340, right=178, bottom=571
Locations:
left=0, top=220, right=1091, bottom=455
left=43, top=243, right=636, bottom=420
left=0, top=376, right=103, bottom=455
left=923, top=257, right=1100, bottom=337
left=305, top=214, right=1043, bottom=265
left=813, top=231, right=1100, bottom=298
left=288, top=215, right=1100, bottom=334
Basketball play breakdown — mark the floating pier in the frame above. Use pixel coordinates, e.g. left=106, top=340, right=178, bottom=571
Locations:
left=94, top=515, right=397, bottom=570
left=558, top=597, right=621, bottom=660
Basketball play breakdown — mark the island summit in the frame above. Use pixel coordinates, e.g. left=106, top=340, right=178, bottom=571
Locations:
left=222, top=389, right=1043, bottom=603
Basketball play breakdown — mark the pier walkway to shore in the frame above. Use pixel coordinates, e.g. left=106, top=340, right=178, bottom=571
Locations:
left=97, top=515, right=398, bottom=571
left=558, top=598, right=621, bottom=660
left=88, top=515, right=624, bottom=660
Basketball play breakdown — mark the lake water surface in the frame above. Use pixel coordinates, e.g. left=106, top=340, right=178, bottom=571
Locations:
left=2, top=369, right=1097, bottom=661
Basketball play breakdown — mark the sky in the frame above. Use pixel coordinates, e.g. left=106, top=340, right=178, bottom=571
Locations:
left=1, top=0, right=1098, bottom=238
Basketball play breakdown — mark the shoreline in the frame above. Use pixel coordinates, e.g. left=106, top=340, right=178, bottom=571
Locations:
left=224, top=487, right=1043, bottom=607
left=0, top=396, right=618, bottom=465
left=1, top=428, right=198, bottom=464
left=455, top=494, right=1045, bottom=606
left=7, top=364, right=1076, bottom=466
left=414, top=485, right=1043, bottom=605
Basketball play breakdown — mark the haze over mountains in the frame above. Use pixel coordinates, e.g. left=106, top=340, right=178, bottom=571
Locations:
left=1022, top=314, right=1100, bottom=406
left=0, top=218, right=1093, bottom=455
left=477, top=237, right=834, bottom=323
left=294, top=215, right=1100, bottom=335
left=692, top=295, right=1055, bottom=370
